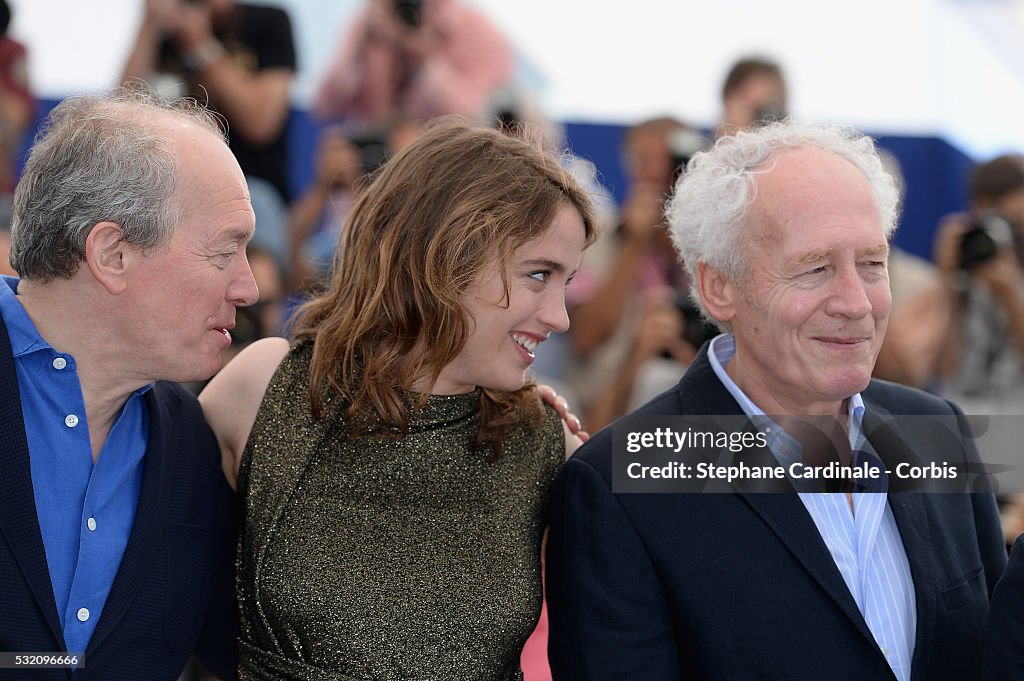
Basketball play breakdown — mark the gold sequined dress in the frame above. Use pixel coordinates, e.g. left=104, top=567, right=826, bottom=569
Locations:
left=236, top=344, right=565, bottom=680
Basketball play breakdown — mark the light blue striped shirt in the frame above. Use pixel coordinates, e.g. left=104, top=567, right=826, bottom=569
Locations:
left=708, top=334, right=916, bottom=681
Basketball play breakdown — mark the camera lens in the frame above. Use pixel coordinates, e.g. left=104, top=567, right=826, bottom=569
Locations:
left=394, top=0, right=423, bottom=28
left=958, top=212, right=1014, bottom=270
left=959, top=228, right=998, bottom=269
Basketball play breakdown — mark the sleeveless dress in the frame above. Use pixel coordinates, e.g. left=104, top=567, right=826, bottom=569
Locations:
left=236, top=344, right=565, bottom=680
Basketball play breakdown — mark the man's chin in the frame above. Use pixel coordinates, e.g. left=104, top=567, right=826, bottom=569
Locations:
left=822, top=370, right=873, bottom=403
left=177, top=356, right=225, bottom=385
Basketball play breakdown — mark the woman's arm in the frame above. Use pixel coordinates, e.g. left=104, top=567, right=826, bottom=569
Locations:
left=199, top=336, right=290, bottom=490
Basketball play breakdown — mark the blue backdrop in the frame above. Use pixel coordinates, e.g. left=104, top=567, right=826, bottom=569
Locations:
left=27, top=98, right=975, bottom=262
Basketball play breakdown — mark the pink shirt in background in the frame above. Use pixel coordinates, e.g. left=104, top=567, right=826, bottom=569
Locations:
left=313, top=0, right=512, bottom=126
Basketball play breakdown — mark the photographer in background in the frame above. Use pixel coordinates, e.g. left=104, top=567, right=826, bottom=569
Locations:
left=122, top=0, right=296, bottom=272
left=312, top=0, right=512, bottom=126
left=871, top=150, right=949, bottom=389
left=567, top=117, right=715, bottom=431
left=934, top=154, right=1024, bottom=411
left=287, top=118, right=423, bottom=291
left=717, top=56, right=788, bottom=138
left=933, top=154, right=1024, bottom=550
left=0, top=0, right=32, bottom=198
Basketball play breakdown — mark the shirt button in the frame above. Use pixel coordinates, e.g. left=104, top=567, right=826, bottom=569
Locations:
left=65, top=414, right=79, bottom=428
left=87, top=517, right=97, bottom=532
left=76, top=608, right=89, bottom=622
left=52, top=357, right=67, bottom=370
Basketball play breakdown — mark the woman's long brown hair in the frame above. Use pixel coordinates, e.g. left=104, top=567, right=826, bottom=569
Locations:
left=291, top=118, right=597, bottom=454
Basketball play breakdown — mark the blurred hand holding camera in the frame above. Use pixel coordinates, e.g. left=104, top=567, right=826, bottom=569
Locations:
left=620, top=182, right=667, bottom=246
left=935, top=210, right=1023, bottom=305
left=314, top=130, right=362, bottom=191
left=933, top=201, right=1024, bottom=391
left=632, top=289, right=694, bottom=365
left=313, top=0, right=511, bottom=126
left=143, top=0, right=180, bottom=29
left=142, top=0, right=214, bottom=51
left=974, top=251, right=1023, bottom=306
left=933, top=212, right=969, bottom=276
left=364, top=0, right=442, bottom=61
left=583, top=287, right=697, bottom=431
left=170, top=2, right=216, bottom=52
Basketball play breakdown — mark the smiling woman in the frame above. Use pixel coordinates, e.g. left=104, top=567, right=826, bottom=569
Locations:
left=431, top=203, right=586, bottom=395
left=198, top=118, right=597, bottom=680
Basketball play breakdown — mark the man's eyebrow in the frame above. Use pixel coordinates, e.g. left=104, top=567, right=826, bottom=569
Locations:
left=222, top=228, right=254, bottom=244
left=859, top=243, right=890, bottom=257
left=793, top=249, right=833, bottom=266
left=792, top=243, right=890, bottom=266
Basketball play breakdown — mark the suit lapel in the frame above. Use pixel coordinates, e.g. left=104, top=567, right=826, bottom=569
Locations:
left=85, top=385, right=175, bottom=655
left=0, top=313, right=66, bottom=650
left=860, top=400, right=936, bottom=681
left=888, top=493, right=934, bottom=681
left=678, top=346, right=884, bottom=655
left=738, top=492, right=879, bottom=646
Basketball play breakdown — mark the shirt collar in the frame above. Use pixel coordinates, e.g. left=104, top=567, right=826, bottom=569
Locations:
left=0, top=275, right=53, bottom=358
left=707, top=333, right=867, bottom=450
left=0, top=275, right=154, bottom=398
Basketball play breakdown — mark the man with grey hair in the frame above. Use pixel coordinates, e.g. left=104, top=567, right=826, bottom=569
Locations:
left=0, top=88, right=256, bottom=679
left=546, top=120, right=1005, bottom=680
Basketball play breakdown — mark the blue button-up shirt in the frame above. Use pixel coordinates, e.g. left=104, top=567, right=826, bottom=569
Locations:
left=0, top=276, right=150, bottom=656
left=708, top=333, right=916, bottom=681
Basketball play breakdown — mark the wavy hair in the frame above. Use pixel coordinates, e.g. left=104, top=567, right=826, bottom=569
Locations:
left=291, top=118, right=598, bottom=454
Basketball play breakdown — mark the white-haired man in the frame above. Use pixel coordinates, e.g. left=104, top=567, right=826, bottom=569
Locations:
left=546, top=121, right=1006, bottom=681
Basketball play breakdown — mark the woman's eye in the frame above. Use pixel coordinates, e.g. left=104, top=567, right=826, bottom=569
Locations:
left=529, top=271, right=550, bottom=283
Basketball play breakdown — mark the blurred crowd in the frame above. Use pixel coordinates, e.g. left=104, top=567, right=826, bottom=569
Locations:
left=3, top=1, right=1024, bottom=677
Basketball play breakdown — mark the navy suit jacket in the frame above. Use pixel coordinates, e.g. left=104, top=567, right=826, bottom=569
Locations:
left=0, top=315, right=238, bottom=680
left=983, top=534, right=1024, bottom=680
left=547, top=344, right=1006, bottom=681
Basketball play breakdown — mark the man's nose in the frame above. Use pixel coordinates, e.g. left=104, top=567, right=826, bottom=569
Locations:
left=231, top=254, right=260, bottom=307
left=825, top=266, right=873, bottom=319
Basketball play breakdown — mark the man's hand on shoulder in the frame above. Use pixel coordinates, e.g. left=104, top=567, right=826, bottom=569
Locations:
left=537, top=384, right=587, bottom=443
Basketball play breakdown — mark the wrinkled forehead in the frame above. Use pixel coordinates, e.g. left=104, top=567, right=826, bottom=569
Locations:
left=749, top=146, right=876, bottom=211
left=169, top=129, right=253, bottom=238
left=745, top=147, right=884, bottom=245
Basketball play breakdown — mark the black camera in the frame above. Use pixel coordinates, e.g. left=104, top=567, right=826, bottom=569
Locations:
left=659, top=293, right=719, bottom=360
left=668, top=128, right=706, bottom=183
left=675, top=294, right=719, bottom=350
left=394, top=0, right=423, bottom=28
left=753, top=103, right=787, bottom=127
left=959, top=211, right=1016, bottom=270
left=348, top=132, right=390, bottom=177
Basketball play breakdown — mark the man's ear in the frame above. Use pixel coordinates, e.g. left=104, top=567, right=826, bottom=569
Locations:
left=697, top=258, right=737, bottom=325
left=84, top=222, right=131, bottom=294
